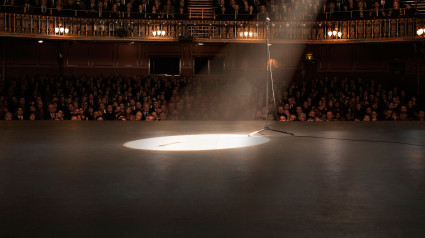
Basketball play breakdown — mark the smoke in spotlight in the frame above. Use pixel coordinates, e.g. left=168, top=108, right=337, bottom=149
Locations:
left=174, top=1, right=322, bottom=121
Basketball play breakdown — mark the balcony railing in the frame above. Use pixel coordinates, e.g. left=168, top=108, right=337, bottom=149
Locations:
left=0, top=11, right=424, bottom=43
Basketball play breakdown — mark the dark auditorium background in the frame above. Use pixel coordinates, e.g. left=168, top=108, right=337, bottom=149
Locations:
left=0, top=0, right=424, bottom=122
left=2, top=1, right=425, bottom=237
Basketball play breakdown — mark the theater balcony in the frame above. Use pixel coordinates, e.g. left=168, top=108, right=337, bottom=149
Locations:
left=0, top=6, right=424, bottom=44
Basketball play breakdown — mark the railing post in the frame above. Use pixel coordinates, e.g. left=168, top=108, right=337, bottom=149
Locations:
left=384, top=19, right=387, bottom=38
left=8, top=14, right=10, bottom=32
left=355, top=20, right=358, bottom=39
left=396, top=18, right=399, bottom=38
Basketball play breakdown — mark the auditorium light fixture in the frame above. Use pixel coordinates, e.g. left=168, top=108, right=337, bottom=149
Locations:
left=54, top=24, right=69, bottom=35
left=328, top=29, right=342, bottom=39
left=417, top=28, right=425, bottom=37
left=152, top=29, right=166, bottom=37
left=240, top=30, right=255, bottom=38
left=37, top=40, right=43, bottom=44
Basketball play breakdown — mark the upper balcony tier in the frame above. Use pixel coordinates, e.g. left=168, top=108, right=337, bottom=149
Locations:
left=1, top=5, right=424, bottom=43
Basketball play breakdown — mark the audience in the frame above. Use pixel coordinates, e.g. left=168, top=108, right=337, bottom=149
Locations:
left=0, top=0, right=416, bottom=20
left=215, top=0, right=415, bottom=20
left=265, top=76, right=423, bottom=122
left=0, top=74, right=423, bottom=121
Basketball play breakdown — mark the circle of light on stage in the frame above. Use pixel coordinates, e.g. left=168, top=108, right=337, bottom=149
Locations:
left=123, top=134, right=269, bottom=151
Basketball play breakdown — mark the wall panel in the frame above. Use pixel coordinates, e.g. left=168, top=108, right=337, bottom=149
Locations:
left=92, top=44, right=114, bottom=66
left=39, top=44, right=58, bottom=66
left=328, top=45, right=353, bottom=70
left=2, top=40, right=419, bottom=80
left=15, top=44, right=38, bottom=65
left=67, top=43, right=90, bottom=66
left=146, top=44, right=181, bottom=55
left=355, top=45, right=380, bottom=70
left=117, top=44, right=138, bottom=66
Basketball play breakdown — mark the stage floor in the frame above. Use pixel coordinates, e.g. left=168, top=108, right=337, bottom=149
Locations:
left=1, top=121, right=425, bottom=237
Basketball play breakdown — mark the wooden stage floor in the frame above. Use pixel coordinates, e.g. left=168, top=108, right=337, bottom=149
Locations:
left=1, top=121, right=425, bottom=237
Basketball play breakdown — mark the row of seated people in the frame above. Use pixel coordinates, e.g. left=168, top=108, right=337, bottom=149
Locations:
left=216, top=0, right=415, bottom=21
left=255, top=76, right=424, bottom=121
left=1, top=0, right=416, bottom=20
left=1, top=0, right=188, bottom=18
left=0, top=74, right=423, bottom=121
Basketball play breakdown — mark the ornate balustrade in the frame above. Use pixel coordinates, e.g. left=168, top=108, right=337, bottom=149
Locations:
left=0, top=12, right=424, bottom=43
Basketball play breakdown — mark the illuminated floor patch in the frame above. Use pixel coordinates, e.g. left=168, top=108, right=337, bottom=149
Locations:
left=124, top=134, right=270, bottom=151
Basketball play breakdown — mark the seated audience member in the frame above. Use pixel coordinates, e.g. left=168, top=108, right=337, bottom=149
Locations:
left=23, top=0, right=35, bottom=14
left=145, top=115, right=155, bottom=121
left=113, top=0, right=124, bottom=12
left=258, top=5, right=268, bottom=21
left=388, top=0, right=403, bottom=17
left=380, top=0, right=391, bottom=12
left=175, top=0, right=187, bottom=18
left=161, top=0, right=174, bottom=18
left=29, top=113, right=37, bottom=120
left=137, top=0, right=149, bottom=18
left=4, top=112, right=13, bottom=120
left=14, top=107, right=25, bottom=120
left=109, top=3, right=121, bottom=18
left=175, top=5, right=187, bottom=19
left=63, top=0, right=81, bottom=16
left=370, top=1, right=385, bottom=18
left=149, top=5, right=160, bottom=19
left=96, top=1, right=104, bottom=17
left=102, top=0, right=111, bottom=11
left=317, top=0, right=328, bottom=20
left=418, top=110, right=425, bottom=121
left=327, top=2, right=337, bottom=19
left=334, top=0, right=343, bottom=12
left=216, top=5, right=229, bottom=20
left=339, top=4, right=352, bottom=19
left=124, top=2, right=134, bottom=18
left=232, top=4, right=241, bottom=20
left=354, top=1, right=367, bottom=19
left=38, top=0, right=49, bottom=14
left=2, top=0, right=19, bottom=13
left=347, top=0, right=356, bottom=12
left=53, top=0, right=65, bottom=15
left=87, top=0, right=97, bottom=12
left=246, top=5, right=256, bottom=20
left=404, top=4, right=416, bottom=17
